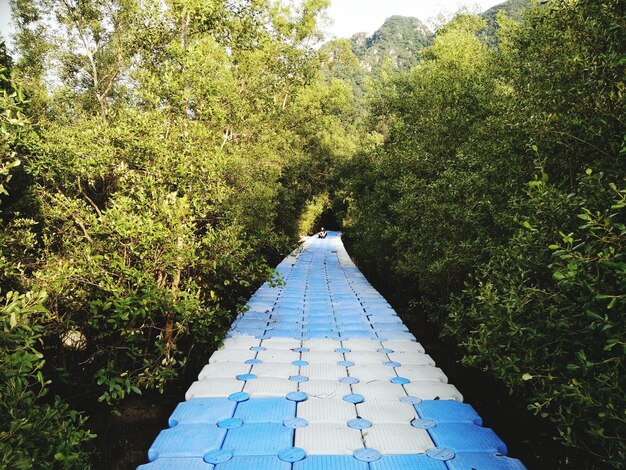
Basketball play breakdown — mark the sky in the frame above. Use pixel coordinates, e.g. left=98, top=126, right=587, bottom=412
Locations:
left=324, top=0, right=504, bottom=38
left=0, top=0, right=506, bottom=46
left=0, top=0, right=11, bottom=43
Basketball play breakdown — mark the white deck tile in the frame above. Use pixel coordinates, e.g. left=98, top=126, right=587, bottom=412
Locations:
left=185, top=378, right=243, bottom=400
left=341, top=339, right=382, bottom=351
left=260, top=338, right=302, bottom=350
left=221, top=336, right=262, bottom=350
left=349, top=365, right=398, bottom=382
left=297, top=397, right=357, bottom=423
left=302, top=351, right=344, bottom=363
left=197, top=362, right=251, bottom=380
left=302, top=339, right=342, bottom=350
left=305, top=363, right=349, bottom=380
left=403, top=381, right=464, bottom=401
left=255, top=350, right=300, bottom=363
left=295, top=423, right=364, bottom=455
left=362, top=424, right=434, bottom=454
left=395, top=366, right=448, bottom=383
left=352, top=381, right=408, bottom=401
left=345, top=351, right=390, bottom=364
left=242, top=377, right=296, bottom=397
left=382, top=340, right=426, bottom=353
left=356, top=400, right=417, bottom=424
left=250, top=362, right=299, bottom=378
left=298, top=379, right=352, bottom=399
left=387, top=351, right=436, bottom=367
left=208, top=349, right=256, bottom=364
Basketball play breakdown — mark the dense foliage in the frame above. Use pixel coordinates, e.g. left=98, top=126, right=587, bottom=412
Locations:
left=0, top=49, right=94, bottom=468
left=343, top=0, right=625, bottom=466
left=2, top=0, right=355, bottom=465
left=2, top=0, right=624, bottom=467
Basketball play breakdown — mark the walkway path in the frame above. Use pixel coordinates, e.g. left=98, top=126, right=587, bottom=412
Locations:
left=139, top=232, right=526, bottom=469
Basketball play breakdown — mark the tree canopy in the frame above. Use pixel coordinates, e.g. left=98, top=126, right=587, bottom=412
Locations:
left=1, top=0, right=624, bottom=467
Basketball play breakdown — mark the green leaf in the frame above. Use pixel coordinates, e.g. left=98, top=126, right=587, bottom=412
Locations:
left=522, top=373, right=533, bottom=381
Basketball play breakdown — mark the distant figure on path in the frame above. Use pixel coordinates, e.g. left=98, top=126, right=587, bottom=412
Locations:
left=318, top=227, right=327, bottom=239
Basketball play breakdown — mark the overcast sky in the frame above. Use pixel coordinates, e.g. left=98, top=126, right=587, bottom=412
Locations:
left=324, top=0, right=504, bottom=38
left=0, top=0, right=11, bottom=43
left=0, top=0, right=506, bottom=46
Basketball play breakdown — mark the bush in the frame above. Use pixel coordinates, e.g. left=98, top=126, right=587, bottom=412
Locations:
left=0, top=290, right=94, bottom=469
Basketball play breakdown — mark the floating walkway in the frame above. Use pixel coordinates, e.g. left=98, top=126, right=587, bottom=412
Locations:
left=139, top=232, right=525, bottom=470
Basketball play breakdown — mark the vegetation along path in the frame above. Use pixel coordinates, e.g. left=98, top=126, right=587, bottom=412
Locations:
left=1, top=0, right=623, bottom=468
left=138, top=232, right=526, bottom=469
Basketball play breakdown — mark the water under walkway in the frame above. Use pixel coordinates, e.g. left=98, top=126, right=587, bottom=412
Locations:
left=138, top=232, right=526, bottom=469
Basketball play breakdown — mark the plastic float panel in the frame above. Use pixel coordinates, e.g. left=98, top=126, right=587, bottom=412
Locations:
left=304, top=362, right=348, bottom=380
left=356, top=399, right=418, bottom=424
left=298, top=379, right=352, bottom=399
left=295, top=423, right=364, bottom=455
left=197, top=362, right=251, bottom=379
left=369, top=454, right=448, bottom=470
left=297, top=397, right=357, bottom=423
left=242, top=377, right=296, bottom=397
left=139, top=233, right=522, bottom=470
left=250, top=362, right=299, bottom=378
left=445, top=453, right=526, bottom=469
left=395, top=366, right=448, bottom=383
left=148, top=424, right=226, bottom=460
left=302, top=350, right=344, bottom=363
left=261, top=338, right=302, bottom=350
left=387, top=352, right=436, bottom=366
left=221, top=336, right=262, bottom=350
left=414, top=401, right=482, bottom=425
left=208, top=349, right=257, bottom=364
left=293, top=456, right=369, bottom=470
left=345, top=351, right=390, bottom=364
left=222, top=423, right=293, bottom=456
left=352, top=381, right=408, bottom=401
left=186, top=379, right=243, bottom=400
left=349, top=365, right=398, bottom=381
left=403, top=382, right=464, bottom=402
left=428, top=423, right=507, bottom=454
left=362, top=424, right=435, bottom=454
left=137, top=459, right=214, bottom=470
left=168, top=398, right=237, bottom=426
left=255, top=349, right=300, bottom=363
left=234, top=398, right=296, bottom=423
left=214, top=456, right=291, bottom=470
left=341, top=339, right=382, bottom=351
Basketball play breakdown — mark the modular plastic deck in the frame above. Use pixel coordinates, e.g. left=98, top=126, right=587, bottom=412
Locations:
left=139, top=232, right=526, bottom=470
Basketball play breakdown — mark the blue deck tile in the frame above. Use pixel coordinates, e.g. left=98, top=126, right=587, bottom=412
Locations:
left=222, top=423, right=294, bottom=456
left=213, top=456, right=291, bottom=470
left=428, top=423, right=508, bottom=454
left=293, top=455, right=369, bottom=470
left=305, top=331, right=340, bottom=339
left=234, top=398, right=296, bottom=423
left=307, top=323, right=338, bottom=331
left=445, top=453, right=527, bottom=469
left=168, top=398, right=237, bottom=427
left=414, top=400, right=483, bottom=425
left=148, top=424, right=227, bottom=461
left=369, top=454, right=448, bottom=470
left=137, top=458, right=214, bottom=469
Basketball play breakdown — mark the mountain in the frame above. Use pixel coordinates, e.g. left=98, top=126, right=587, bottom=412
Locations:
left=349, top=16, right=433, bottom=73
left=321, top=1, right=533, bottom=97
left=480, top=0, right=532, bottom=45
